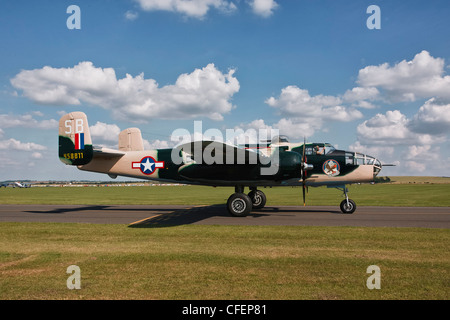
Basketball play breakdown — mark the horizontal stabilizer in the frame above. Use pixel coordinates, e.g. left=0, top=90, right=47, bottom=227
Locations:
left=93, top=146, right=125, bottom=158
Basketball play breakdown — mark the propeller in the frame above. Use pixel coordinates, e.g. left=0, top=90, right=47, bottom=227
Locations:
left=300, top=137, right=314, bottom=206
left=301, top=137, right=307, bottom=206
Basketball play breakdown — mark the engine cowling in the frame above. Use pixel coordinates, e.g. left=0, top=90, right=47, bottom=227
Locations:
left=273, top=151, right=302, bottom=179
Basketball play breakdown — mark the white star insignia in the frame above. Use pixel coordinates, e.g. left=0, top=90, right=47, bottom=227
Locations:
left=141, top=158, right=155, bottom=173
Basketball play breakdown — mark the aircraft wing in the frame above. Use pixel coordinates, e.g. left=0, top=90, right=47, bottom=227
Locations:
left=175, top=140, right=271, bottom=165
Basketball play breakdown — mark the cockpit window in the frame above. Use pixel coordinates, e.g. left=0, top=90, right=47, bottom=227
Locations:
left=312, top=143, right=335, bottom=156
left=324, top=143, right=335, bottom=155
left=300, top=143, right=335, bottom=156
left=272, top=135, right=290, bottom=144
left=314, top=145, right=325, bottom=155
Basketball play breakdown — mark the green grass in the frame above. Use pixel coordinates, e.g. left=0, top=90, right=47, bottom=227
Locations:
left=1, top=178, right=448, bottom=300
left=0, top=222, right=448, bottom=300
left=1, top=183, right=449, bottom=206
left=381, top=176, right=450, bottom=184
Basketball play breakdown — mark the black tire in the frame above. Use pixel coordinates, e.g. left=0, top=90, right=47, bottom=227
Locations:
left=340, top=199, right=356, bottom=214
left=227, top=193, right=252, bottom=217
left=248, top=190, right=266, bottom=210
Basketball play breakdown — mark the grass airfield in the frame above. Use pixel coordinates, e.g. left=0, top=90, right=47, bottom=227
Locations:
left=0, top=177, right=449, bottom=300
left=1, top=176, right=449, bottom=207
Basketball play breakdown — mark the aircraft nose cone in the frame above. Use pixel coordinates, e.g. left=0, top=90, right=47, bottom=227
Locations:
left=372, top=157, right=382, bottom=177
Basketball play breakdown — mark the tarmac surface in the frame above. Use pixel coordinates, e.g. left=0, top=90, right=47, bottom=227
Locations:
left=0, top=204, right=449, bottom=228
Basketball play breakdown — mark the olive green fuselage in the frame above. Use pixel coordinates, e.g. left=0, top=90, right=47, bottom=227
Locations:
left=77, top=143, right=378, bottom=187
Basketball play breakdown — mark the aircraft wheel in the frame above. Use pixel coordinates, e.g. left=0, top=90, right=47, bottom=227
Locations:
left=227, top=193, right=252, bottom=217
left=340, top=199, right=356, bottom=214
left=248, top=190, right=266, bottom=210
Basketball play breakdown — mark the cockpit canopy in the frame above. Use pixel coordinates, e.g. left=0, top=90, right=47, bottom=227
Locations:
left=304, top=143, right=336, bottom=156
left=354, top=153, right=382, bottom=175
left=271, top=135, right=290, bottom=144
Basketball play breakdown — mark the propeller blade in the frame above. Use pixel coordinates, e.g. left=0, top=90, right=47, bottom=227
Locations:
left=302, top=183, right=306, bottom=206
left=302, top=137, right=306, bottom=206
left=302, top=137, right=306, bottom=162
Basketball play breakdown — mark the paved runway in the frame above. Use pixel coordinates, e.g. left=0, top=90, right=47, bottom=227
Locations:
left=0, top=204, right=449, bottom=228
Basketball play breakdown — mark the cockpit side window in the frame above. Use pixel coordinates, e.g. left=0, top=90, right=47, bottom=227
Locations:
left=298, top=143, right=336, bottom=156
left=272, top=135, right=290, bottom=144
left=313, top=145, right=325, bottom=155
left=324, top=144, right=336, bottom=155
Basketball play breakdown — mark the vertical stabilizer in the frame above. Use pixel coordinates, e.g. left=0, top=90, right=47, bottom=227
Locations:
left=118, top=128, right=144, bottom=151
left=58, top=112, right=93, bottom=165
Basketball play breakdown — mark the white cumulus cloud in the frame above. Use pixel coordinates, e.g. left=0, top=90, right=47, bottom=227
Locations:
left=409, top=98, right=450, bottom=135
left=356, top=109, right=446, bottom=146
left=89, top=121, right=122, bottom=143
left=0, top=138, right=46, bottom=151
left=357, top=50, right=450, bottom=102
left=0, top=113, right=57, bottom=129
left=11, top=62, right=240, bottom=122
left=266, top=85, right=343, bottom=117
left=264, top=85, right=363, bottom=137
left=249, top=0, right=278, bottom=17
left=135, top=0, right=237, bottom=19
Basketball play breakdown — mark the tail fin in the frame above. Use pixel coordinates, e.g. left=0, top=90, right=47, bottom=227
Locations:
left=119, top=128, right=144, bottom=151
left=58, top=112, right=93, bottom=165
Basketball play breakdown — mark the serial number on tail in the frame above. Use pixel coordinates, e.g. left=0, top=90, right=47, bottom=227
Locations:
left=63, top=152, right=84, bottom=160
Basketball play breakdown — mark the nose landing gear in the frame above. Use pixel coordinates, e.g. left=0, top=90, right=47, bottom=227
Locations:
left=336, top=185, right=356, bottom=214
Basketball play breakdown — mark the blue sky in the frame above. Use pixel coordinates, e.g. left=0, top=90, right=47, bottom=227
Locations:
left=1, top=0, right=449, bottom=180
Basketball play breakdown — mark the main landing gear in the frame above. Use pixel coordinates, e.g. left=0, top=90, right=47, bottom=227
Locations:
left=227, top=186, right=267, bottom=217
left=226, top=185, right=357, bottom=217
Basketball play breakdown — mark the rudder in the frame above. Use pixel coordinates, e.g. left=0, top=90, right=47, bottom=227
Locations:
left=118, top=128, right=144, bottom=151
left=58, top=112, right=93, bottom=165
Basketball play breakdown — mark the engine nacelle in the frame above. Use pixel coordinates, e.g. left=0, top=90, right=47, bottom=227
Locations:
left=273, top=151, right=301, bottom=179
